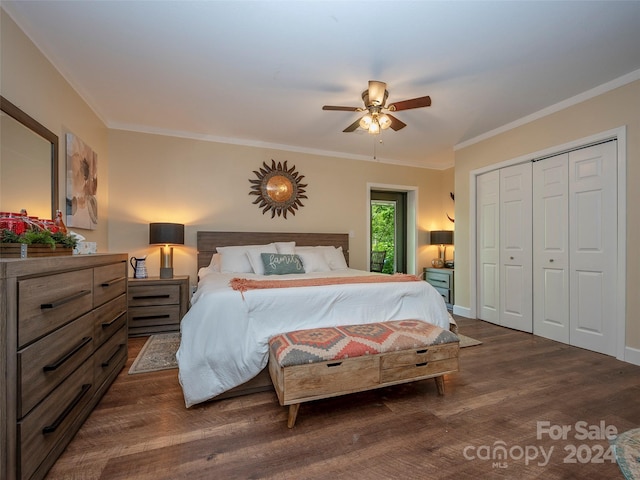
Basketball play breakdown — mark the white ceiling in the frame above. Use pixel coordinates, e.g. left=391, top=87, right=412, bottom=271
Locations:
left=4, top=1, right=640, bottom=169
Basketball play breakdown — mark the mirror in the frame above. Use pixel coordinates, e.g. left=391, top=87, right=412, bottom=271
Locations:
left=1, top=95, right=58, bottom=219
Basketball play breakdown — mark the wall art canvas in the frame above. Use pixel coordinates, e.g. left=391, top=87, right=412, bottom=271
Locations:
left=66, top=132, right=98, bottom=230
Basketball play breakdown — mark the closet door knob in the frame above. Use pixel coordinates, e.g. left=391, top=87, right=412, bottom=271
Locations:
left=549, top=259, right=555, bottom=263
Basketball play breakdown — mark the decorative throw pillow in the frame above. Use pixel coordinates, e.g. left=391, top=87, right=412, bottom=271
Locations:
left=261, top=253, right=305, bottom=275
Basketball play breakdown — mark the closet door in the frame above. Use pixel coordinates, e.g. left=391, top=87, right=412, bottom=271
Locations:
left=499, top=163, right=533, bottom=332
left=569, top=142, right=617, bottom=355
left=477, top=170, right=500, bottom=324
left=533, top=154, right=570, bottom=342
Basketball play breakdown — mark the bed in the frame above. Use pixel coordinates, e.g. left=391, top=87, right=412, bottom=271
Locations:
left=176, top=231, right=451, bottom=408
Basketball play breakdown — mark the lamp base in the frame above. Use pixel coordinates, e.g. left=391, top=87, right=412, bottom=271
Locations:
left=160, top=267, right=174, bottom=279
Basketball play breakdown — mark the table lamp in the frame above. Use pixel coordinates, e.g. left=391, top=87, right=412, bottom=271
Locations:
left=430, top=230, right=454, bottom=268
left=149, top=222, right=184, bottom=278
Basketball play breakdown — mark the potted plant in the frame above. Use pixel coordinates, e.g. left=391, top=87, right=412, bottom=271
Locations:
left=0, top=228, right=78, bottom=258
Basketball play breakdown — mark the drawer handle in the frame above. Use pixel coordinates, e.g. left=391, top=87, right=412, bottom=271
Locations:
left=416, top=362, right=428, bottom=367
left=102, top=311, right=126, bottom=329
left=43, top=336, right=92, bottom=372
left=101, top=276, right=126, bottom=287
left=327, top=362, right=342, bottom=367
left=416, top=349, right=428, bottom=354
left=132, top=294, right=171, bottom=300
left=431, top=279, right=447, bottom=284
left=132, top=314, right=171, bottom=320
left=42, top=383, right=92, bottom=434
left=102, top=344, right=126, bottom=368
left=41, top=289, right=91, bottom=309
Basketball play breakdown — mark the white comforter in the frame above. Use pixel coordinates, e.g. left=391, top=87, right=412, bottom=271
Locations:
left=176, top=269, right=450, bottom=407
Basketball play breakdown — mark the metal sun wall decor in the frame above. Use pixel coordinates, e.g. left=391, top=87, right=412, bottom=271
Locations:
left=249, top=160, right=307, bottom=218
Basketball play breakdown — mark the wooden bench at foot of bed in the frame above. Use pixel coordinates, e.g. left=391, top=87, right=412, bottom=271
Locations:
left=268, top=319, right=460, bottom=428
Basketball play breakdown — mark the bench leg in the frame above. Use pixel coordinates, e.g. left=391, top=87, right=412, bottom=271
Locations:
left=287, top=403, right=300, bottom=428
left=434, top=375, right=445, bottom=395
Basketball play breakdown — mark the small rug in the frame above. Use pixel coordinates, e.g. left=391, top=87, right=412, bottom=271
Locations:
left=613, top=427, right=640, bottom=480
left=128, top=332, right=180, bottom=374
left=458, top=333, right=482, bottom=348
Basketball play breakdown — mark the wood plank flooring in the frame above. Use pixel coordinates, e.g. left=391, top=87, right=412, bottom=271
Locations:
left=45, top=317, right=640, bottom=479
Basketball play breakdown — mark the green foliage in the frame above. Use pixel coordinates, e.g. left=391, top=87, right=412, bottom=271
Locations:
left=371, top=203, right=395, bottom=274
left=0, top=228, right=78, bottom=249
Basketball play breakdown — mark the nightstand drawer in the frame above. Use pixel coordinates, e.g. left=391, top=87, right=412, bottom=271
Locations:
left=425, top=271, right=451, bottom=288
left=128, top=284, right=180, bottom=307
left=432, top=286, right=451, bottom=304
left=128, top=305, right=181, bottom=335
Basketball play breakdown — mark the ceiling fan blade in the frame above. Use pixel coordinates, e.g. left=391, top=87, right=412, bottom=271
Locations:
left=368, top=80, right=387, bottom=106
left=388, top=95, right=431, bottom=111
left=323, top=105, right=360, bottom=111
left=387, top=114, right=407, bottom=131
left=343, top=118, right=362, bottom=132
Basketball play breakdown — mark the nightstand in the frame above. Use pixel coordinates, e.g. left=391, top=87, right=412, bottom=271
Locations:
left=424, top=267, right=454, bottom=310
left=127, top=275, right=189, bottom=336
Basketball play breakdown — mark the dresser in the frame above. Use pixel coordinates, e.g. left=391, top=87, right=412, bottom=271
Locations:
left=127, top=275, right=189, bottom=336
left=424, top=267, right=454, bottom=309
left=0, top=254, right=128, bottom=480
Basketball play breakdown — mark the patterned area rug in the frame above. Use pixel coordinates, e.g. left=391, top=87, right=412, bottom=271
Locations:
left=127, top=330, right=482, bottom=375
left=613, top=428, right=640, bottom=479
left=128, top=332, right=180, bottom=374
left=458, top=333, right=482, bottom=348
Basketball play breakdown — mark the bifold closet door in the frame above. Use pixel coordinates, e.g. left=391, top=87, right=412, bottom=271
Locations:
left=569, top=142, right=617, bottom=356
left=533, top=154, right=570, bottom=343
left=477, top=164, right=533, bottom=332
left=499, top=163, right=532, bottom=332
left=477, top=170, right=500, bottom=324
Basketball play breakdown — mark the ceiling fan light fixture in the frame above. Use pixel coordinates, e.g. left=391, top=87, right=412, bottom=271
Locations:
left=378, top=114, right=392, bottom=130
left=359, top=113, right=373, bottom=129
left=368, top=119, right=380, bottom=135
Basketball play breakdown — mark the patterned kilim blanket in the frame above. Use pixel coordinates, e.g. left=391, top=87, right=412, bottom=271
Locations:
left=230, top=273, right=420, bottom=293
left=269, top=319, right=459, bottom=367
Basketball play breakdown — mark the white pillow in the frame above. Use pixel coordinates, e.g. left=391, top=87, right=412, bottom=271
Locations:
left=297, top=251, right=331, bottom=273
left=296, top=246, right=347, bottom=270
left=246, top=244, right=278, bottom=275
left=198, top=253, right=221, bottom=279
left=324, top=246, right=348, bottom=270
left=217, top=244, right=273, bottom=273
left=274, top=241, right=296, bottom=255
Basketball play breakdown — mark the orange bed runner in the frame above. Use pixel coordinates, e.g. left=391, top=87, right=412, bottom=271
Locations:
left=230, top=274, right=421, bottom=293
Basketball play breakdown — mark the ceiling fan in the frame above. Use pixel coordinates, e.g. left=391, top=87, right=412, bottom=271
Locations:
left=322, top=80, right=431, bottom=134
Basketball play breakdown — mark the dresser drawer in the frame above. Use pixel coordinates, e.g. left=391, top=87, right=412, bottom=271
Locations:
left=18, top=360, right=94, bottom=480
left=18, top=269, right=94, bottom=348
left=18, top=312, right=94, bottom=418
left=128, top=305, right=181, bottom=335
left=128, top=283, right=180, bottom=307
left=426, top=271, right=451, bottom=288
left=93, top=262, right=127, bottom=307
left=94, top=325, right=127, bottom=391
left=93, top=294, right=127, bottom=347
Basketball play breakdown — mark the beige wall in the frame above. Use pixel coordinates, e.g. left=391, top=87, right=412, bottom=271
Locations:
left=1, top=10, right=109, bottom=246
left=454, top=79, right=640, bottom=351
left=108, top=130, right=449, bottom=282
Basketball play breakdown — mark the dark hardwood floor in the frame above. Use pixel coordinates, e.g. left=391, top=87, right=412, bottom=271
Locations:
left=45, top=317, right=639, bottom=479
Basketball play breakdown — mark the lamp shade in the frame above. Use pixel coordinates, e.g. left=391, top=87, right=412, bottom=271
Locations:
left=430, top=230, right=453, bottom=245
left=149, top=223, right=184, bottom=245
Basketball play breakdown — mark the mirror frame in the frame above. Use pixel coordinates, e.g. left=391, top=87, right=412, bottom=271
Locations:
left=1, top=95, right=59, bottom=219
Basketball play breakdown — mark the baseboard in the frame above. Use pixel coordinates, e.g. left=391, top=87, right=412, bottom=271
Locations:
left=452, top=305, right=472, bottom=318
left=624, top=346, right=640, bottom=366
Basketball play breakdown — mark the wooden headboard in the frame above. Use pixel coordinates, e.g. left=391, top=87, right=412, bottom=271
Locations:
left=197, top=231, right=350, bottom=270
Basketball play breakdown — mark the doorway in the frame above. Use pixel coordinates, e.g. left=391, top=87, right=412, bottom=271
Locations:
left=370, top=190, right=407, bottom=273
